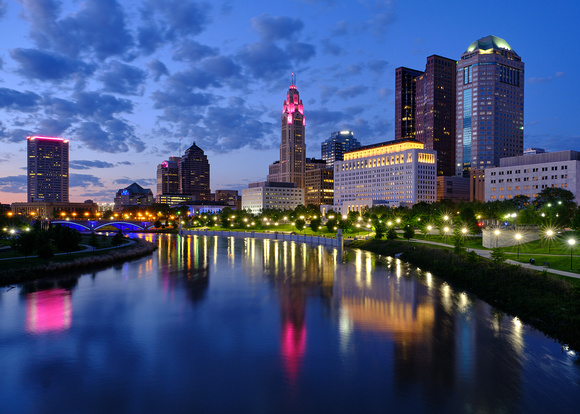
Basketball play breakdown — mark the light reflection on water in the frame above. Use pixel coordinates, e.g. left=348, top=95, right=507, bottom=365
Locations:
left=0, top=234, right=578, bottom=413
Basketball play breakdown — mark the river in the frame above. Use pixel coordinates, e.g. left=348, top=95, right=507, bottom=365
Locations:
left=0, top=234, right=578, bottom=413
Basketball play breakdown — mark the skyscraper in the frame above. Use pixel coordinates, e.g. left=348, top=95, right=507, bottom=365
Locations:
left=180, top=142, right=210, bottom=201
left=321, top=131, right=361, bottom=167
left=278, top=74, right=306, bottom=188
left=456, top=35, right=524, bottom=177
left=395, top=56, right=456, bottom=176
left=156, top=156, right=180, bottom=196
left=395, top=67, right=424, bottom=141
left=27, top=136, right=69, bottom=203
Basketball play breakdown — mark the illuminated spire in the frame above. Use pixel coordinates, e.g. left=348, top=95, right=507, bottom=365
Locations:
left=291, top=72, right=296, bottom=87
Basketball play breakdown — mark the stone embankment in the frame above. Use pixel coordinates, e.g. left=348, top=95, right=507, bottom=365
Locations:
left=0, top=238, right=157, bottom=286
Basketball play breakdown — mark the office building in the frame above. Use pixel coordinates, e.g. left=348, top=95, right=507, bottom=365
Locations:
left=436, top=176, right=470, bottom=202
left=27, top=136, right=69, bottom=203
left=456, top=35, right=524, bottom=177
left=484, top=151, right=580, bottom=202
left=334, top=139, right=437, bottom=214
left=321, top=131, right=361, bottom=167
left=157, top=157, right=180, bottom=196
left=305, top=168, right=334, bottom=206
left=395, top=67, right=424, bottom=141
left=180, top=142, right=210, bottom=201
left=114, top=182, right=154, bottom=212
left=278, top=75, right=306, bottom=188
left=242, top=182, right=305, bottom=215
left=395, top=56, right=456, bottom=176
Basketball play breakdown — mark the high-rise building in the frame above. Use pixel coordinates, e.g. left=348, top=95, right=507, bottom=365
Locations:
left=180, top=142, right=210, bottom=201
left=456, top=35, right=524, bottom=177
left=321, top=131, right=361, bottom=167
left=27, top=136, right=69, bottom=203
left=414, top=56, right=456, bottom=176
left=156, top=156, right=180, bottom=196
left=278, top=74, right=306, bottom=188
left=395, top=56, right=456, bottom=176
left=305, top=168, right=334, bottom=207
left=395, top=67, right=424, bottom=141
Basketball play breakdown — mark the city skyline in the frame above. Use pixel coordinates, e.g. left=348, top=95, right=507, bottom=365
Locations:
left=0, top=0, right=578, bottom=203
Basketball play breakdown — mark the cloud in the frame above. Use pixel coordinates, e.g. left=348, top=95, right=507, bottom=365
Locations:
left=113, top=177, right=155, bottom=187
left=0, top=175, right=27, bottom=193
left=70, top=160, right=116, bottom=170
left=19, top=0, right=134, bottom=60
left=346, top=64, right=362, bottom=76
left=378, top=87, right=391, bottom=99
left=0, top=1, right=6, bottom=19
left=147, top=59, right=169, bottom=81
left=36, top=118, right=71, bottom=136
left=0, top=127, right=35, bottom=143
left=116, top=161, right=133, bottom=166
left=528, top=77, right=551, bottom=84
left=99, top=61, right=147, bottom=95
left=237, top=42, right=291, bottom=80
left=0, top=88, right=41, bottom=112
left=368, top=59, right=388, bottom=75
left=335, top=85, right=369, bottom=99
left=201, top=55, right=242, bottom=80
left=10, top=48, right=95, bottom=81
left=172, top=40, right=218, bottom=62
left=251, top=15, right=304, bottom=40
left=331, top=20, right=349, bottom=36
left=555, top=71, right=565, bottom=78
left=285, top=42, right=316, bottom=62
left=72, top=120, right=144, bottom=153
left=70, top=173, right=104, bottom=187
left=145, top=0, right=210, bottom=39
left=321, top=39, right=343, bottom=56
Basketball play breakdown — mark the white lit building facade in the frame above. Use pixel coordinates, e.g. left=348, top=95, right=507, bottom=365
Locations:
left=334, top=139, right=437, bottom=214
left=485, top=151, right=580, bottom=202
left=242, top=181, right=305, bottom=215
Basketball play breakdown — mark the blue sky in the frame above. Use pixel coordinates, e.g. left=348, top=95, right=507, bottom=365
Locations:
left=0, top=0, right=578, bottom=203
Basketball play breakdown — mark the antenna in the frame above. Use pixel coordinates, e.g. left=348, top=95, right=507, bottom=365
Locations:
left=179, top=137, right=182, bottom=157
left=291, top=72, right=296, bottom=86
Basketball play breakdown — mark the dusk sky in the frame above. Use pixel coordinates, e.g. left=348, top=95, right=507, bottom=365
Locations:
left=0, top=0, right=578, bottom=204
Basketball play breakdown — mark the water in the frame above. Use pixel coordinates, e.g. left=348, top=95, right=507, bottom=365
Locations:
left=0, top=234, right=579, bottom=413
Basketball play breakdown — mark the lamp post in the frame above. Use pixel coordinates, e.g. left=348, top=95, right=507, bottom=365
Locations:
left=426, top=225, right=432, bottom=240
left=545, top=229, right=554, bottom=254
left=515, top=233, right=522, bottom=259
left=568, top=239, right=575, bottom=271
left=494, top=229, right=500, bottom=248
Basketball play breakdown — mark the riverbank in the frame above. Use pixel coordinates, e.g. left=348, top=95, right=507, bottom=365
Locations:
left=350, top=239, right=580, bottom=353
left=0, top=238, right=157, bottom=286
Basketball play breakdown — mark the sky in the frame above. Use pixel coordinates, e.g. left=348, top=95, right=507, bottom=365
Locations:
left=0, top=0, right=579, bottom=204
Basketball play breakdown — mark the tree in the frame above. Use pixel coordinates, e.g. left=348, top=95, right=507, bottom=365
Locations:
left=12, top=232, right=37, bottom=259
left=295, top=219, right=305, bottom=232
left=112, top=229, right=125, bottom=247
left=386, top=227, right=398, bottom=240
left=453, top=233, right=467, bottom=255
left=55, top=226, right=82, bottom=254
left=37, top=243, right=54, bottom=263
left=325, top=219, right=338, bottom=233
left=88, top=232, right=100, bottom=252
left=310, top=218, right=321, bottom=232
left=490, top=247, right=507, bottom=264
left=374, top=220, right=386, bottom=240
left=403, top=224, right=415, bottom=240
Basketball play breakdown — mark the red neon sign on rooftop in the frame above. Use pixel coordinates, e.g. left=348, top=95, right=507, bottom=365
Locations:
left=27, top=135, right=69, bottom=143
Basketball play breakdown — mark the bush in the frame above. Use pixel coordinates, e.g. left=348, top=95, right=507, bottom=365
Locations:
left=490, top=247, right=507, bottom=264
left=387, top=227, right=398, bottom=240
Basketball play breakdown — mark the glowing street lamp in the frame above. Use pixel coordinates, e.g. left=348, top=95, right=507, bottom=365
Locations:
left=515, top=233, right=522, bottom=259
left=426, top=225, right=432, bottom=240
left=494, top=229, right=501, bottom=248
left=568, top=239, right=576, bottom=271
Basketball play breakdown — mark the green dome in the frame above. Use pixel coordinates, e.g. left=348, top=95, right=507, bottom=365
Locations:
left=465, top=35, right=514, bottom=54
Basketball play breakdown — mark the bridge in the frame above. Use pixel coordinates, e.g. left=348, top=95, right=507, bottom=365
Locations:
left=50, top=220, right=154, bottom=232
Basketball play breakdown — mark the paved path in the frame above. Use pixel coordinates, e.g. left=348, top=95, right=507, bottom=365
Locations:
left=0, top=240, right=135, bottom=261
left=407, top=238, right=580, bottom=280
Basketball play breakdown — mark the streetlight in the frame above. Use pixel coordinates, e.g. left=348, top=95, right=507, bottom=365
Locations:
left=426, top=225, right=432, bottom=240
left=568, top=239, right=576, bottom=271
left=494, top=229, right=501, bottom=248
left=545, top=229, right=554, bottom=254
left=515, top=233, right=522, bottom=259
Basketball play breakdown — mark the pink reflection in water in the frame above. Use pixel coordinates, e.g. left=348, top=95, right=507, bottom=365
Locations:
left=281, top=321, right=306, bottom=383
left=26, top=289, right=72, bottom=334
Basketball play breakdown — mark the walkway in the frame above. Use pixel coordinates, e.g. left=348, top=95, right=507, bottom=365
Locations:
left=408, top=238, right=580, bottom=280
left=0, top=240, right=135, bottom=261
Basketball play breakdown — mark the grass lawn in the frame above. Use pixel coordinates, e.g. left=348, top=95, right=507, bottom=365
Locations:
left=415, top=234, right=485, bottom=250
left=506, top=253, right=580, bottom=280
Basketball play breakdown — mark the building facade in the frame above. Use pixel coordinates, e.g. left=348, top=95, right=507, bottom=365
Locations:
left=27, top=136, right=69, bottom=203
left=395, top=67, right=424, bottom=141
left=436, top=176, right=470, bottom=202
left=156, top=156, right=180, bottom=196
left=241, top=182, right=305, bottom=215
left=334, top=139, right=437, bottom=214
left=305, top=168, right=334, bottom=207
left=180, top=142, right=210, bottom=201
left=484, top=151, right=580, bottom=203
left=321, top=131, right=362, bottom=167
left=395, top=56, right=456, bottom=176
left=456, top=35, right=525, bottom=177
left=114, top=182, right=155, bottom=212
left=278, top=75, right=306, bottom=188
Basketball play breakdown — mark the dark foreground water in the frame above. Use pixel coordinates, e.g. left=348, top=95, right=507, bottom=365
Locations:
left=1, top=234, right=579, bottom=413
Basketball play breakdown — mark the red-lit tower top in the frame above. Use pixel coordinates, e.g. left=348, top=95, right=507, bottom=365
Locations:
left=283, top=73, right=304, bottom=125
